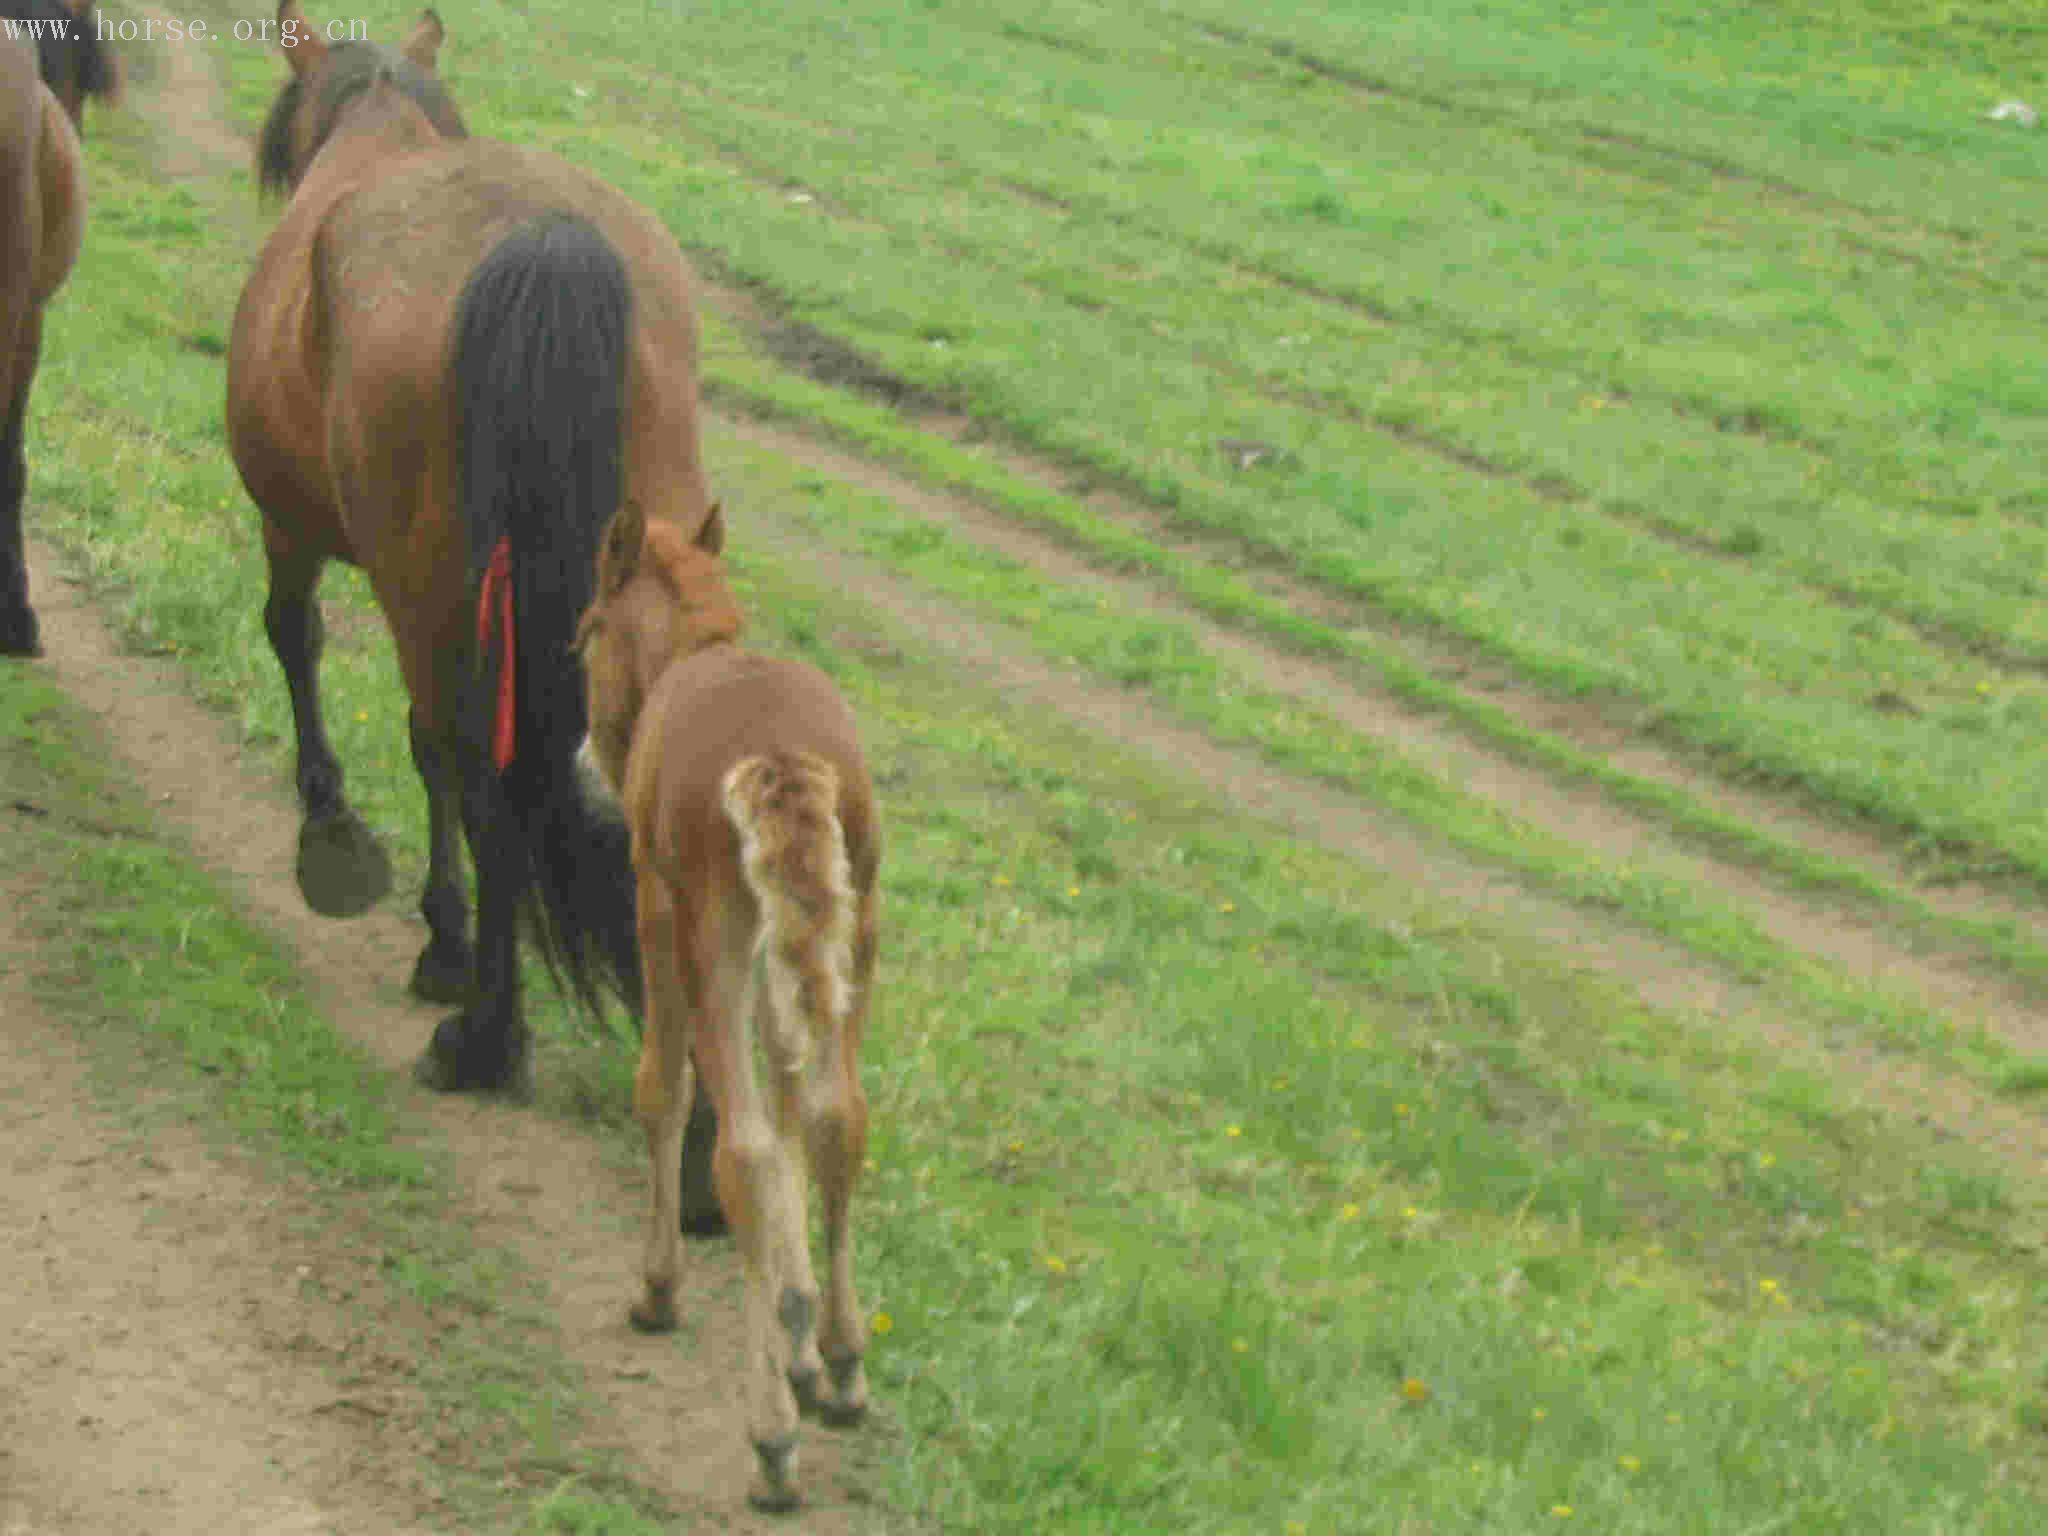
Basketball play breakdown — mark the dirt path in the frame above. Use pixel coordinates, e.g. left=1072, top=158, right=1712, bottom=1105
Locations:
left=0, top=964, right=434, bottom=1536
left=15, top=548, right=881, bottom=1532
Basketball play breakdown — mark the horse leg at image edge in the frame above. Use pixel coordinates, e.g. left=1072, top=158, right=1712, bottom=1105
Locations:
left=264, top=543, right=391, bottom=916
left=0, top=392, right=36, bottom=657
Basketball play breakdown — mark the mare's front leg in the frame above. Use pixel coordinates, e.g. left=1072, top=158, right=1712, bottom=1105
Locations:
left=263, top=537, right=391, bottom=915
left=415, top=750, right=530, bottom=1097
left=406, top=708, right=475, bottom=1003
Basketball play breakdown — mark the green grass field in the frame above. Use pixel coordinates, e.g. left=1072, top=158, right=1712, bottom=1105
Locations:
left=15, top=1, right=2048, bottom=1530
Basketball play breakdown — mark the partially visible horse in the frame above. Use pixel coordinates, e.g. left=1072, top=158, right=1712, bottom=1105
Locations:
left=0, top=0, right=120, bottom=128
left=577, top=503, right=878, bottom=1512
left=1, top=2, right=114, bottom=656
left=226, top=3, right=719, bottom=1147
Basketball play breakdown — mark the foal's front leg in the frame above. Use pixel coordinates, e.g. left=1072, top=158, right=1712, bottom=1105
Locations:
left=630, top=875, right=692, bottom=1333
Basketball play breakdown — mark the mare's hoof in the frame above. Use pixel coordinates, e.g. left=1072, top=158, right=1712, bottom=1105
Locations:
left=412, top=1012, right=533, bottom=1100
left=747, top=1435, right=802, bottom=1514
left=296, top=809, right=392, bottom=917
left=0, top=609, right=42, bottom=657
left=407, top=939, right=476, bottom=1005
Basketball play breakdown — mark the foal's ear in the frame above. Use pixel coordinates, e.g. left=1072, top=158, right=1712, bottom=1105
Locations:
left=694, top=502, right=726, bottom=557
left=598, top=501, right=647, bottom=595
left=403, top=9, right=446, bottom=70
left=279, top=1, right=330, bottom=77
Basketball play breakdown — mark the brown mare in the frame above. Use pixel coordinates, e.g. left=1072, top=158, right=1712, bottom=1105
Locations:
left=226, top=3, right=721, bottom=1195
left=1, top=0, right=115, bottom=656
left=577, top=505, right=878, bottom=1512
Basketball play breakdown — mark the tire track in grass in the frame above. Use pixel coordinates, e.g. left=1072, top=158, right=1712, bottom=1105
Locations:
left=664, top=110, right=2048, bottom=686
left=1165, top=11, right=2039, bottom=277
left=705, top=473, right=2048, bottom=1181
left=688, top=265, right=2048, bottom=966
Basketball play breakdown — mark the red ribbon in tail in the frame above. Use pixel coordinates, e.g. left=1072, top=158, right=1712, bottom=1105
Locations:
left=477, top=536, right=517, bottom=772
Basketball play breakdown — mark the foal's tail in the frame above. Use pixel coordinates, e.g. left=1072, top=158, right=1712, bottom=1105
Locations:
left=722, top=753, right=858, bottom=1068
left=452, top=212, right=638, bottom=1013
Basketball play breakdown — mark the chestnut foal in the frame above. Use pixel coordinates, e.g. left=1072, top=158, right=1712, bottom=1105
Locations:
left=576, top=504, right=877, bottom=1512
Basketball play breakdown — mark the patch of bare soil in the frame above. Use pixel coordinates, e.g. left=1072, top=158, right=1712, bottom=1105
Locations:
left=129, top=5, right=245, bottom=178
left=0, top=932, right=436, bottom=1534
left=20, top=547, right=881, bottom=1533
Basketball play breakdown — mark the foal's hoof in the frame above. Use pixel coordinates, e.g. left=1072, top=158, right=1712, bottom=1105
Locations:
left=296, top=809, right=392, bottom=917
left=747, top=1435, right=802, bottom=1514
left=817, top=1353, right=870, bottom=1428
left=0, top=608, right=42, bottom=658
left=407, top=938, right=476, bottom=1006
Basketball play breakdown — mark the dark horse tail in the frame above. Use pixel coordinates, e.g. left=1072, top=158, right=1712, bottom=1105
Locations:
left=453, top=212, right=639, bottom=1017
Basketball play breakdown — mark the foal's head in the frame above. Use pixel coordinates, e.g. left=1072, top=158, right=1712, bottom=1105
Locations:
left=255, top=3, right=465, bottom=196
left=576, top=502, right=738, bottom=794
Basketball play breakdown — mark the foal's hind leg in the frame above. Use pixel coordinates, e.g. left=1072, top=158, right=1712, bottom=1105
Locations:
left=806, top=898, right=876, bottom=1427
left=264, top=538, right=390, bottom=916
left=405, top=709, right=475, bottom=1003
left=695, top=920, right=810, bottom=1511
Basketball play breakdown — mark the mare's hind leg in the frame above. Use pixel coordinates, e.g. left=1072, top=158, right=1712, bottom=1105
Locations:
left=417, top=750, right=530, bottom=1097
left=405, top=709, right=475, bottom=1003
left=265, top=539, right=391, bottom=916
left=0, top=388, right=37, bottom=657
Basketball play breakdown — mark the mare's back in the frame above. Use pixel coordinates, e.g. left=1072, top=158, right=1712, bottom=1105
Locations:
left=319, top=139, right=698, bottom=361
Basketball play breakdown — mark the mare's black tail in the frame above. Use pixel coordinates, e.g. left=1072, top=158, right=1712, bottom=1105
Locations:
left=452, top=211, right=639, bottom=1016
